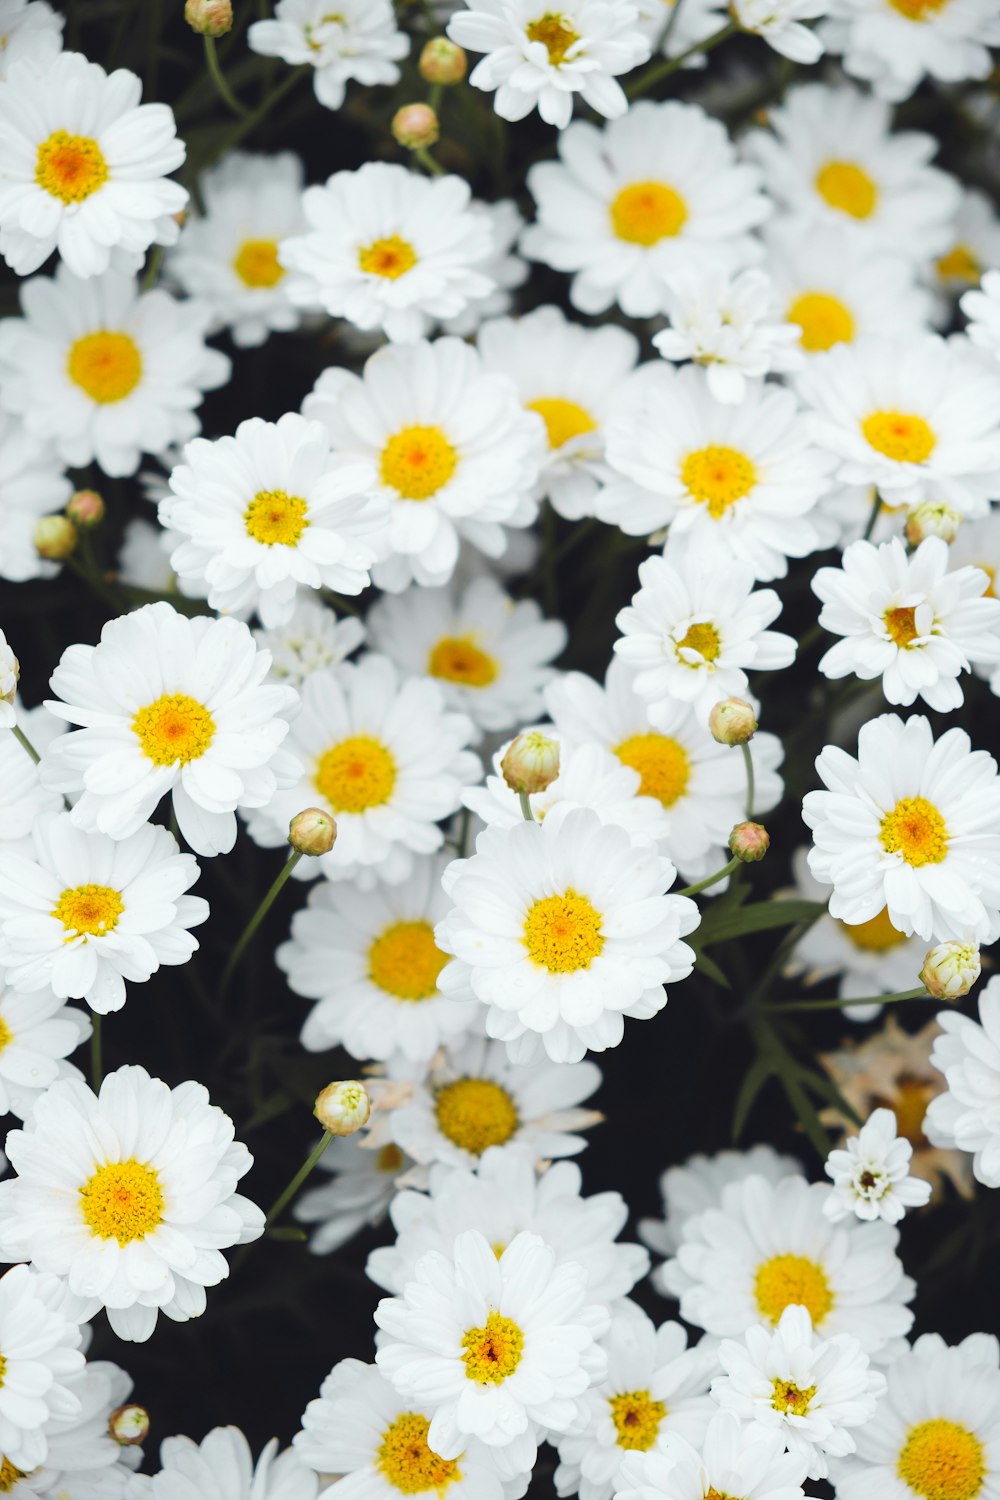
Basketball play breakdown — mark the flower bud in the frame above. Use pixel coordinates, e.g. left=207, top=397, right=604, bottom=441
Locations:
left=392, top=103, right=440, bottom=151
left=920, top=941, right=981, bottom=1000
left=315, top=1080, right=372, bottom=1137
left=500, top=731, right=561, bottom=795
left=419, top=37, right=468, bottom=84
left=109, top=1403, right=149, bottom=1445
left=34, top=514, right=78, bottom=561
left=289, top=807, right=337, bottom=857
left=709, top=697, right=758, bottom=746
left=905, top=502, right=962, bottom=547
left=184, top=0, right=233, bottom=35
left=729, top=821, right=769, bottom=863
left=66, top=489, right=105, bottom=529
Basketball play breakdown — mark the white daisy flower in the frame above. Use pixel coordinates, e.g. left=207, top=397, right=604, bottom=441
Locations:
left=436, top=806, right=699, bottom=1065
left=0, top=411, right=71, bottom=584
left=0, top=701, right=63, bottom=845
left=802, top=713, right=1000, bottom=943
left=368, top=575, right=567, bottom=736
left=41, top=603, right=300, bottom=859
left=440, top=199, right=529, bottom=338
left=294, top=1135, right=411, bottom=1255
left=742, top=83, right=960, bottom=262
left=640, top=1144, right=804, bottom=1262
left=0, top=1063, right=264, bottom=1343
left=522, top=102, right=770, bottom=319
left=0, top=0, right=62, bottom=80
left=248, top=0, right=409, bottom=112
left=0, top=51, right=186, bottom=279
left=11, top=1353, right=142, bottom=1499
left=948, top=507, right=1000, bottom=696
left=821, top=0, right=1000, bottom=102
left=555, top=1308, right=716, bottom=1500
left=925, top=976, right=1000, bottom=1188
left=731, top=0, right=826, bottom=60
left=0, top=1263, right=84, bottom=1473
left=962, top=270, right=1000, bottom=362
left=0, top=812, right=208, bottom=1015
left=387, top=1035, right=603, bottom=1172
left=613, top=544, right=796, bottom=726
left=302, top=340, right=544, bottom=592
left=658, top=1172, right=915, bottom=1356
left=0, top=267, right=230, bottom=479
left=823, top=1107, right=932, bottom=1223
left=477, top=305, right=640, bottom=521
left=935, top=188, right=1000, bottom=296
left=253, top=595, right=365, bottom=686
left=600, top=366, right=833, bottom=582
left=828, top=1330, right=1000, bottom=1500
left=0, top=630, right=18, bottom=730
left=446, top=0, right=650, bottom=129
left=375, top=1228, right=609, bottom=1462
left=713, top=1304, right=885, bottom=1480
left=279, top=164, right=494, bottom=344
left=159, top=413, right=383, bottom=628
left=142, top=1427, right=316, bottom=1500
left=165, top=151, right=307, bottom=348
left=0, top=968, right=89, bottom=1122
left=244, top=655, right=480, bottom=888
left=634, top=0, right=729, bottom=63
left=614, top=1408, right=809, bottom=1500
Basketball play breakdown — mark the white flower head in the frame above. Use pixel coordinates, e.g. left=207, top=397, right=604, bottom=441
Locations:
left=640, top=1144, right=804, bottom=1261
left=0, top=1264, right=85, bottom=1473
left=821, top=0, right=1000, bottom=102
left=925, top=976, right=1000, bottom=1188
left=144, top=1427, right=317, bottom=1500
left=248, top=0, right=408, bottom=111
left=937, top=188, right=1000, bottom=295
left=613, top=1408, right=809, bottom=1500
left=0, top=0, right=63, bottom=80
left=0, top=411, right=72, bottom=584
left=0, top=968, right=89, bottom=1122
left=10, top=1351, right=143, bottom=1498
left=253, top=595, right=365, bottom=685
left=823, top=1106, right=933, bottom=1223
left=732, top=0, right=826, bottom=60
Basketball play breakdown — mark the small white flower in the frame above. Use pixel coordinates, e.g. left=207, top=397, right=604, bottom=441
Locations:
left=823, top=1107, right=932, bottom=1223
left=925, top=976, right=1000, bottom=1188
left=253, top=595, right=365, bottom=685
left=248, top=0, right=409, bottom=112
left=0, top=968, right=89, bottom=1122
left=0, top=1264, right=85, bottom=1472
left=732, top=0, right=826, bottom=61
left=0, top=0, right=63, bottom=80
left=143, top=1426, right=317, bottom=1500
left=0, top=411, right=72, bottom=584
left=0, top=628, right=18, bottom=728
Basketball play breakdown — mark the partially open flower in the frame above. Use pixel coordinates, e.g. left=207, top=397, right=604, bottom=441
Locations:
left=920, top=941, right=981, bottom=1000
left=109, top=1403, right=150, bottom=1445
left=184, top=0, right=233, bottom=36
left=500, top=731, right=561, bottom=795
left=315, top=1080, right=372, bottom=1137
left=905, top=502, right=962, bottom=547
left=709, top=697, right=758, bottom=746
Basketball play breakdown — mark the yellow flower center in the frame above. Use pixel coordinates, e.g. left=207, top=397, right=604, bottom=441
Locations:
left=52, top=884, right=124, bottom=939
left=611, top=181, right=688, bottom=245
left=609, top=1390, right=667, bottom=1451
left=705, top=1491, right=738, bottom=1500
left=0, top=1458, right=26, bottom=1494
left=772, top=1380, right=816, bottom=1417
left=376, top=1412, right=461, bottom=1495
left=434, top=1077, right=520, bottom=1155
left=233, top=238, right=284, bottom=288
left=525, top=13, right=579, bottom=62
left=880, top=796, right=948, bottom=867
left=35, top=129, right=108, bottom=203
left=787, top=291, right=856, bottom=352
left=79, top=1158, right=165, bottom=1245
left=883, top=605, right=922, bottom=649
left=461, top=1310, right=524, bottom=1384
left=523, top=889, right=604, bottom=972
left=754, top=1253, right=834, bottom=1328
left=378, top=1142, right=405, bottom=1173
left=315, top=735, right=397, bottom=814
left=369, top=920, right=447, bottom=1001
left=526, top=397, right=597, bottom=451
left=681, top=445, right=758, bottom=518
left=815, top=161, right=879, bottom=220
left=898, top=1420, right=985, bottom=1500
left=615, top=732, right=690, bottom=807
left=244, top=488, right=309, bottom=546
left=862, top=411, right=936, bottom=464
left=359, top=235, right=417, bottom=280
left=936, top=243, right=980, bottom=284
left=676, top=621, right=721, bottom=664
left=428, top=636, right=498, bottom=688
left=381, top=425, right=458, bottom=500
left=842, top=906, right=907, bottom=952
left=888, top=0, right=949, bottom=18
left=67, top=331, right=143, bottom=404
left=132, top=692, right=216, bottom=766
left=0, top=1017, right=11, bottom=1054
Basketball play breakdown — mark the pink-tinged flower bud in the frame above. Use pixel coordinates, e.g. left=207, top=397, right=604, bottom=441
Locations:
left=392, top=103, right=440, bottom=151
left=289, top=808, right=337, bottom=857
left=920, top=941, right=981, bottom=1000
left=419, top=37, right=468, bottom=84
left=709, top=697, right=758, bottom=746
left=905, top=502, right=961, bottom=547
left=729, top=821, right=770, bottom=863
left=500, top=731, right=561, bottom=795
left=315, top=1080, right=371, bottom=1137
left=109, top=1403, right=149, bottom=1445
left=34, top=515, right=78, bottom=561
left=184, top=0, right=233, bottom=35
left=66, top=489, right=105, bottom=529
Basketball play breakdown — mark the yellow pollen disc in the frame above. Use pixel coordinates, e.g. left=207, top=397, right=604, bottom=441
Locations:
left=381, top=425, right=458, bottom=501
left=705, top=1491, right=738, bottom=1500
left=787, top=291, right=856, bottom=352
left=132, top=692, right=216, bottom=767
left=523, top=888, right=604, bottom=973
left=884, top=605, right=922, bottom=649
left=67, top=331, right=142, bottom=404
left=358, top=235, right=417, bottom=280
left=880, top=796, right=948, bottom=867
left=461, top=1309, right=524, bottom=1384
left=681, top=445, right=757, bottom=519
left=842, top=906, right=907, bottom=953
left=815, top=161, right=879, bottom=220
left=427, top=636, right=498, bottom=688
left=898, top=1420, right=985, bottom=1500
left=52, top=884, right=124, bottom=939
left=378, top=1143, right=405, bottom=1173
left=862, top=411, right=936, bottom=464
left=526, top=397, right=597, bottom=451
left=525, top=13, right=579, bottom=63
left=676, top=621, right=721, bottom=664
left=615, top=732, right=690, bottom=808
left=611, top=181, right=688, bottom=245
left=888, top=0, right=949, bottom=17
left=376, top=1412, right=461, bottom=1495
left=79, top=1158, right=164, bottom=1245
left=0, top=1017, right=11, bottom=1054
left=754, top=1253, right=834, bottom=1328
left=609, top=1390, right=667, bottom=1452
left=936, top=244, right=980, bottom=284
left=35, top=129, right=108, bottom=203
left=369, top=920, right=447, bottom=1001
left=244, top=488, right=309, bottom=546
left=434, top=1077, right=520, bottom=1155
left=233, top=238, right=284, bottom=288
left=0, top=1458, right=26, bottom=1494
left=314, top=735, right=397, bottom=814
left=771, top=1380, right=816, bottom=1417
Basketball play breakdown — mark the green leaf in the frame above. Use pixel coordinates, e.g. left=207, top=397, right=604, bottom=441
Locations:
left=694, top=949, right=731, bottom=989
left=732, top=1056, right=774, bottom=1142
left=699, top=900, right=828, bottom=947
left=266, top=1226, right=308, bottom=1243
left=780, top=1068, right=832, bottom=1159
left=798, top=1068, right=863, bottom=1127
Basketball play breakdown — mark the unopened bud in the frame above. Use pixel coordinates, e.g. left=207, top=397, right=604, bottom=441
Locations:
left=66, top=489, right=105, bottom=529
left=315, top=1080, right=371, bottom=1137
left=289, top=807, right=337, bottom=857
left=419, top=37, right=468, bottom=84
left=34, top=514, right=78, bottom=561
left=729, top=821, right=769, bottom=863
left=109, top=1403, right=149, bottom=1445
left=920, top=941, right=981, bottom=1000
left=501, top=731, right=561, bottom=795
left=905, top=502, right=962, bottom=547
left=184, top=0, right=233, bottom=35
left=709, top=697, right=758, bottom=746
left=392, top=103, right=440, bottom=151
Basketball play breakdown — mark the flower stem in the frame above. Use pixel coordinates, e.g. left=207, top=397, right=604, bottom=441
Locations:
left=519, top=792, right=535, bottom=822
left=741, top=741, right=755, bottom=818
left=264, top=1132, right=333, bottom=1230
left=861, top=491, right=882, bottom=542
left=627, top=20, right=737, bottom=98
left=677, top=854, right=740, bottom=898
left=219, top=850, right=303, bottom=999
left=90, top=1013, right=103, bottom=1092
left=414, top=145, right=446, bottom=176
left=761, top=985, right=930, bottom=1014
left=11, top=723, right=40, bottom=765
left=204, top=34, right=249, bottom=117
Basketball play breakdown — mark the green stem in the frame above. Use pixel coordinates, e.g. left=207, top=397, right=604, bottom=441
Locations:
left=11, top=723, right=40, bottom=765
left=741, top=741, right=755, bottom=819
left=414, top=145, right=446, bottom=176
left=519, top=792, right=535, bottom=822
left=204, top=34, right=250, bottom=117
left=219, top=850, right=303, bottom=998
left=90, top=1013, right=103, bottom=1092
left=762, top=985, right=930, bottom=1015
left=861, top=491, right=882, bottom=542
left=264, top=1131, right=333, bottom=1228
left=142, top=244, right=165, bottom=293
left=627, top=20, right=737, bottom=98
left=677, top=854, right=740, bottom=898
left=206, top=64, right=307, bottom=168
